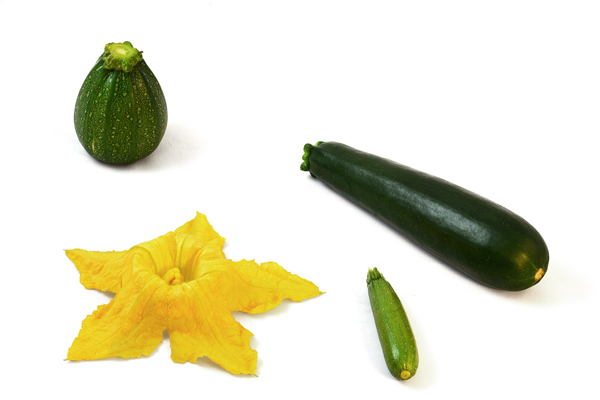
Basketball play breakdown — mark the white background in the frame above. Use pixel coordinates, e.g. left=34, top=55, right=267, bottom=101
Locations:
left=1, top=1, right=598, bottom=398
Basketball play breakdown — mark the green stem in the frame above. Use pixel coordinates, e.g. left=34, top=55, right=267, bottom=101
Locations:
left=300, top=141, right=322, bottom=171
left=102, top=41, right=143, bottom=72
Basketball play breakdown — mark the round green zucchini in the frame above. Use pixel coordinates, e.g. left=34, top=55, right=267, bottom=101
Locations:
left=74, top=41, right=168, bottom=164
left=367, top=268, right=419, bottom=380
left=301, top=141, right=549, bottom=291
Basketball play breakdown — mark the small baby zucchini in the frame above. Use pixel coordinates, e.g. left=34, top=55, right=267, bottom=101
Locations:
left=367, top=268, right=418, bottom=380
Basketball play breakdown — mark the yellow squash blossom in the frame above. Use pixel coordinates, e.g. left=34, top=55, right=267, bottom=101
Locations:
left=66, top=212, right=322, bottom=375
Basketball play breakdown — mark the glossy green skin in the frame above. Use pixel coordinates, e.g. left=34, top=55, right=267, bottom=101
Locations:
left=304, top=142, right=549, bottom=291
left=368, top=268, right=418, bottom=380
left=74, top=57, right=167, bottom=164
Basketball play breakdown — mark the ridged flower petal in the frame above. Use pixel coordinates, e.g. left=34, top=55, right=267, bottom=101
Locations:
left=65, top=249, right=129, bottom=293
left=168, top=282, right=258, bottom=375
left=174, top=212, right=226, bottom=248
left=67, top=266, right=166, bottom=360
left=196, top=259, right=323, bottom=314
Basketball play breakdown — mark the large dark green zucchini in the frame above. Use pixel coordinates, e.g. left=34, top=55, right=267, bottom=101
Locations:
left=301, top=141, right=549, bottom=291
left=74, top=41, right=168, bottom=164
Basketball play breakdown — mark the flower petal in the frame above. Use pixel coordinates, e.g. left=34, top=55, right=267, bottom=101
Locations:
left=175, top=212, right=226, bottom=250
left=67, top=267, right=167, bottom=360
left=196, top=259, right=322, bottom=314
left=168, top=281, right=257, bottom=375
left=65, top=249, right=129, bottom=293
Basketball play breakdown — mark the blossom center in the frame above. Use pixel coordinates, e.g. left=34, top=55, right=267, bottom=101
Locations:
left=162, top=267, right=184, bottom=285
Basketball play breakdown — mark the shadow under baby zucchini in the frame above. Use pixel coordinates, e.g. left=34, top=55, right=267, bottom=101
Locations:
left=301, top=141, right=549, bottom=291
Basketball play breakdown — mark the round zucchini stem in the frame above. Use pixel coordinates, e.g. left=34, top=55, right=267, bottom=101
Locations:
left=102, top=41, right=143, bottom=72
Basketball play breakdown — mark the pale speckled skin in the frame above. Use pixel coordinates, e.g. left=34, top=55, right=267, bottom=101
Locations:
left=367, top=268, right=419, bottom=380
left=74, top=55, right=168, bottom=164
